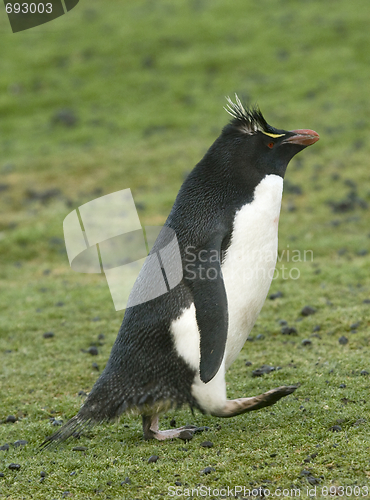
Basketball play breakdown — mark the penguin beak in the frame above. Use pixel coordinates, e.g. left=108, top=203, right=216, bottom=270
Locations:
left=283, top=129, right=320, bottom=147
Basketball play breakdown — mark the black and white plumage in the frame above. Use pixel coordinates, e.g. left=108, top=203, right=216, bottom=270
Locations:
left=41, top=96, right=319, bottom=447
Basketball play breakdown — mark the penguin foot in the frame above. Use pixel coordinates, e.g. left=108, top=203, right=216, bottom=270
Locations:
left=142, top=415, right=207, bottom=441
left=210, top=385, right=298, bottom=417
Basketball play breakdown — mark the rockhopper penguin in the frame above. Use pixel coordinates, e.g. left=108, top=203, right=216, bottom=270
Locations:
left=41, top=96, right=319, bottom=447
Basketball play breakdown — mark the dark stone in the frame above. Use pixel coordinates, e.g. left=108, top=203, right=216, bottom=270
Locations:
left=269, top=291, right=283, bottom=300
left=329, top=425, right=342, bottom=432
left=313, top=325, right=321, bottom=332
left=52, top=109, right=78, bottom=127
left=245, top=361, right=253, bottom=366
left=8, top=463, right=21, bottom=470
left=301, top=306, right=316, bottom=316
left=307, top=476, right=321, bottom=485
left=78, top=390, right=87, bottom=397
left=6, top=415, right=16, bottom=423
left=170, top=418, right=176, bottom=427
left=92, top=362, right=99, bottom=371
left=0, top=444, right=10, bottom=451
left=55, top=302, right=64, bottom=307
left=175, top=481, right=182, bottom=486
left=350, top=322, right=361, bottom=330
left=339, top=384, right=346, bottom=388
left=87, top=346, right=98, bottom=356
left=252, top=365, right=276, bottom=377
left=148, top=455, right=159, bottom=464
left=256, top=334, right=264, bottom=340
left=26, top=188, right=61, bottom=203
left=40, top=471, right=46, bottom=477
left=360, top=370, right=369, bottom=376
left=43, top=332, right=54, bottom=339
left=13, top=440, right=27, bottom=448
left=200, top=466, right=215, bottom=475
left=72, top=446, right=87, bottom=451
left=338, top=336, right=348, bottom=345
left=200, top=441, right=213, bottom=448
left=121, top=477, right=131, bottom=485
left=301, top=339, right=312, bottom=346
left=281, top=326, right=298, bottom=335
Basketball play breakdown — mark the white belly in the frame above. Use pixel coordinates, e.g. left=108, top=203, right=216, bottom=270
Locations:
left=222, top=174, right=283, bottom=368
left=170, top=174, right=283, bottom=410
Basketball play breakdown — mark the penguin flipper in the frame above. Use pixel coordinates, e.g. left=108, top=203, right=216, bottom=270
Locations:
left=189, top=232, right=228, bottom=384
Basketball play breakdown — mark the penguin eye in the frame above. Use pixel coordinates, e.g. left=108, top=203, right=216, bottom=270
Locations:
left=267, top=142, right=274, bottom=149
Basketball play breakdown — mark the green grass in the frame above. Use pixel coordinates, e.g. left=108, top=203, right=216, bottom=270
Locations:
left=1, top=0, right=370, bottom=498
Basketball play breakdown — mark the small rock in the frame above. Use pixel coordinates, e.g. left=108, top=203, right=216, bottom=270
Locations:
left=0, top=472, right=4, bottom=477
left=339, top=384, right=346, bottom=388
left=8, top=463, right=21, bottom=470
left=353, top=418, right=366, bottom=426
left=43, top=331, right=54, bottom=339
left=87, top=346, right=98, bottom=356
left=256, top=334, right=264, bottom=340
left=329, top=425, right=342, bottom=432
left=269, top=291, right=283, bottom=300
left=92, top=362, right=99, bottom=371
left=0, top=443, right=10, bottom=451
left=78, top=390, right=87, bottom=397
left=72, top=446, right=87, bottom=452
left=360, top=370, right=369, bottom=376
left=245, top=361, right=253, bottom=366
left=281, top=326, right=298, bottom=335
left=169, top=418, right=176, bottom=427
left=350, top=322, right=361, bottom=330
left=200, top=466, right=215, bottom=475
left=52, top=109, right=77, bottom=127
left=121, top=477, right=131, bottom=485
left=148, top=455, right=159, bottom=464
left=279, top=319, right=288, bottom=326
left=200, top=441, right=213, bottom=448
left=301, top=306, right=316, bottom=316
left=179, top=430, right=194, bottom=442
left=13, top=440, right=27, bottom=448
left=338, top=336, right=348, bottom=345
left=312, top=325, right=321, bottom=332
left=301, top=339, right=312, bottom=346
left=175, top=480, right=182, bottom=486
left=40, top=471, right=46, bottom=477
left=55, top=302, right=64, bottom=307
left=6, top=415, right=16, bottom=423
left=307, top=476, right=321, bottom=485
left=252, top=365, right=276, bottom=377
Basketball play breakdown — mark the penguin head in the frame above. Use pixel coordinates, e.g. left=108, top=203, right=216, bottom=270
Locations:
left=223, top=95, right=319, bottom=180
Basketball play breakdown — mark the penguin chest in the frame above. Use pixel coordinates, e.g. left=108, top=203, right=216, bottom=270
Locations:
left=221, top=174, right=283, bottom=368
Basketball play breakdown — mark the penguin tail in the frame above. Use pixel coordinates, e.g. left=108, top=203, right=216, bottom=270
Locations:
left=39, top=414, right=96, bottom=451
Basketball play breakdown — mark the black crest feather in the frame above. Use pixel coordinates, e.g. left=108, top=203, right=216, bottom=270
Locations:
left=224, top=94, right=275, bottom=135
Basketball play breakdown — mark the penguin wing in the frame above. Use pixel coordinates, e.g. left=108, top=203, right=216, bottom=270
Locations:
left=190, top=231, right=228, bottom=384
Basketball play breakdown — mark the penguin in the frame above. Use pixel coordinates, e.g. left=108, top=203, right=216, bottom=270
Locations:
left=41, top=95, right=319, bottom=447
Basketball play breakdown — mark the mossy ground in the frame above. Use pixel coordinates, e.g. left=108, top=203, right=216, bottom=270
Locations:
left=0, top=0, right=370, bottom=498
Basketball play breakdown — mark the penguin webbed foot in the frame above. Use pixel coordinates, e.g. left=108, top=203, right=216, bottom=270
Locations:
left=142, top=415, right=207, bottom=442
left=210, top=385, right=298, bottom=418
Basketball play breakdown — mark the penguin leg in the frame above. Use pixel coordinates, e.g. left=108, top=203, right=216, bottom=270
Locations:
left=142, top=414, right=200, bottom=441
left=210, top=385, right=298, bottom=417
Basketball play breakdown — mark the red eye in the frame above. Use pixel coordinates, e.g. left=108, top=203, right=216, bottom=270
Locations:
left=268, top=142, right=274, bottom=149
